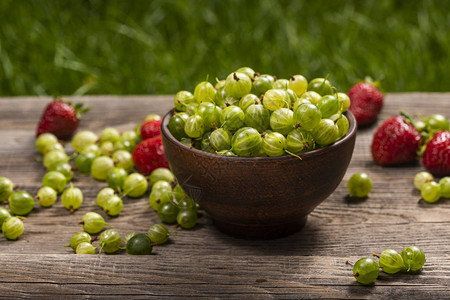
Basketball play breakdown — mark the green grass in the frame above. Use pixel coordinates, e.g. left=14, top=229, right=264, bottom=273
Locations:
left=0, top=0, right=449, bottom=96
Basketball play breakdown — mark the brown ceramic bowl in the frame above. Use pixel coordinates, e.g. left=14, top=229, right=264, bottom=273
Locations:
left=161, top=110, right=357, bottom=239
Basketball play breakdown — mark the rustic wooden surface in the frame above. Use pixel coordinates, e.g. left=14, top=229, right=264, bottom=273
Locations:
left=0, top=94, right=449, bottom=299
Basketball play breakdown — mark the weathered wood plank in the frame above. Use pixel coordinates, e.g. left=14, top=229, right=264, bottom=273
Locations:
left=0, top=94, right=450, bottom=298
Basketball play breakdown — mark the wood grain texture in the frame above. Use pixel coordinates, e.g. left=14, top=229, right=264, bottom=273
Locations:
left=1, top=94, right=450, bottom=298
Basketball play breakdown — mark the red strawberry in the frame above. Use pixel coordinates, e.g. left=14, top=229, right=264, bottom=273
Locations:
left=348, top=82, right=384, bottom=126
left=36, top=99, right=89, bottom=139
left=371, top=115, right=421, bottom=166
left=140, top=119, right=162, bottom=140
left=132, top=135, right=169, bottom=175
left=422, top=131, right=450, bottom=176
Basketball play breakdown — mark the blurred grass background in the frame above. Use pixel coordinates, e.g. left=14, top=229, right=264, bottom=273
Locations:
left=0, top=0, right=449, bottom=96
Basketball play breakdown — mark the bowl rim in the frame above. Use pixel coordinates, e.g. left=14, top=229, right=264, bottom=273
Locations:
left=161, top=108, right=357, bottom=162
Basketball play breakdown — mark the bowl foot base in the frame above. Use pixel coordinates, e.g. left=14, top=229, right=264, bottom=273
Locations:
left=212, top=216, right=308, bottom=240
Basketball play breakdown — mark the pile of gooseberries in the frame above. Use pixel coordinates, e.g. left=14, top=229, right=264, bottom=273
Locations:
left=350, top=245, right=426, bottom=285
left=168, top=67, right=351, bottom=157
left=66, top=217, right=173, bottom=255
left=414, top=171, right=450, bottom=203
left=1, top=109, right=202, bottom=255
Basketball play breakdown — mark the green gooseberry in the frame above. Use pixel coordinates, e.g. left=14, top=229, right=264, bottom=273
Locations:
left=168, top=112, right=189, bottom=140
left=414, top=172, right=434, bottom=191
left=185, top=102, right=199, bottom=116
left=311, top=119, right=339, bottom=146
left=201, top=132, right=215, bottom=153
left=347, top=173, right=373, bottom=198
left=0, top=207, right=11, bottom=228
left=174, top=90, right=197, bottom=112
left=210, top=128, right=232, bottom=152
left=151, top=180, right=173, bottom=193
left=158, top=201, right=179, bottom=224
left=285, top=88, right=298, bottom=108
left=239, top=94, right=261, bottom=112
left=2, top=216, right=24, bottom=240
left=194, top=81, right=216, bottom=103
left=112, top=150, right=134, bottom=172
left=43, top=150, right=69, bottom=170
left=149, top=188, right=173, bottom=211
left=0, top=177, right=14, bottom=202
left=184, top=114, right=205, bottom=138
left=307, top=78, right=333, bottom=96
left=262, top=89, right=290, bottom=111
left=272, top=78, right=289, bottom=90
left=337, top=92, right=351, bottom=112
left=262, top=132, right=286, bottom=157
left=103, top=195, right=123, bottom=217
left=379, top=249, right=405, bottom=274
left=99, top=141, right=114, bottom=157
left=65, top=231, right=92, bottom=251
left=36, top=133, right=59, bottom=155
left=288, top=74, right=308, bottom=96
left=286, top=128, right=315, bottom=154
left=36, top=186, right=57, bottom=208
left=424, top=114, right=450, bottom=131
left=401, top=245, right=426, bottom=272
left=235, top=66, right=255, bottom=79
left=293, top=103, right=322, bottom=130
left=195, top=102, right=222, bottom=130
left=270, top=108, right=295, bottom=136
left=100, top=127, right=120, bottom=144
left=334, top=114, right=350, bottom=139
left=177, top=208, right=198, bottom=229
left=75, top=152, right=97, bottom=175
left=76, top=242, right=96, bottom=254
left=72, top=130, right=98, bottom=153
left=252, top=74, right=273, bottom=96
left=61, top=185, right=83, bottom=212
left=298, top=90, right=322, bottom=106
left=224, top=72, right=252, bottom=99
left=231, top=127, right=263, bottom=157
left=353, top=257, right=379, bottom=285
left=42, top=171, right=67, bottom=193
left=144, top=114, right=162, bottom=122
left=123, top=173, right=148, bottom=198
left=49, top=162, right=73, bottom=181
left=99, top=229, right=122, bottom=254
left=126, top=234, right=153, bottom=255
left=80, top=212, right=111, bottom=234
left=317, top=95, right=340, bottom=119
left=147, top=223, right=170, bottom=244
left=439, top=177, right=450, bottom=198
left=220, top=105, right=245, bottom=131
left=421, top=181, right=441, bottom=203
left=8, top=190, right=34, bottom=216
left=91, top=156, right=115, bottom=181
left=244, top=104, right=270, bottom=133
left=106, top=167, right=128, bottom=191
left=113, top=140, right=133, bottom=153
left=213, top=87, right=228, bottom=108
left=97, top=187, right=115, bottom=208
left=81, top=143, right=100, bottom=155
left=149, top=168, right=175, bottom=185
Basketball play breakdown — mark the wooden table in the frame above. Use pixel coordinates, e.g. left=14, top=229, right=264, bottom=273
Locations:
left=0, top=94, right=449, bottom=299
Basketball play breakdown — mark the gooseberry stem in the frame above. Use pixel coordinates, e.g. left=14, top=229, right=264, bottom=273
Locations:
left=345, top=260, right=354, bottom=267
left=233, top=72, right=239, bottom=81
left=372, top=253, right=380, bottom=258
left=285, top=150, right=302, bottom=160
